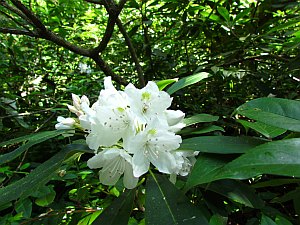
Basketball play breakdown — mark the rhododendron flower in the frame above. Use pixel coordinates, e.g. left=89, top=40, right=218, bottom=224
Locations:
left=55, top=76, right=196, bottom=189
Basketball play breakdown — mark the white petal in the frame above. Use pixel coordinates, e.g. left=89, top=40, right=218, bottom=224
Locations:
left=57, top=116, right=65, bottom=123
left=87, top=153, right=105, bottom=169
left=100, top=164, right=122, bottom=186
left=86, top=123, right=121, bottom=149
left=67, top=104, right=79, bottom=114
left=123, top=162, right=139, bottom=189
left=71, top=93, right=81, bottom=109
left=132, top=151, right=150, bottom=177
left=104, top=76, right=115, bottom=90
left=81, top=95, right=90, bottom=106
left=150, top=151, right=177, bottom=174
left=169, top=122, right=186, bottom=133
left=165, top=110, right=185, bottom=126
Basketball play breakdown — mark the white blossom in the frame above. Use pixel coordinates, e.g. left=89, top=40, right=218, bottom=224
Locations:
left=125, top=81, right=172, bottom=123
left=125, top=119, right=182, bottom=177
left=57, top=76, right=190, bottom=189
left=87, top=148, right=138, bottom=189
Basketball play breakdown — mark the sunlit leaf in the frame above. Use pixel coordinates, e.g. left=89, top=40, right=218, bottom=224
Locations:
left=167, top=72, right=210, bottom=95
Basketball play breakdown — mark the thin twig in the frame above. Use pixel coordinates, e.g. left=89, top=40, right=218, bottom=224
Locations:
left=117, top=18, right=145, bottom=87
left=0, top=0, right=33, bottom=25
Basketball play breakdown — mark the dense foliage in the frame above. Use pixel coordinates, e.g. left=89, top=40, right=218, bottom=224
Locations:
left=0, top=0, right=299, bottom=224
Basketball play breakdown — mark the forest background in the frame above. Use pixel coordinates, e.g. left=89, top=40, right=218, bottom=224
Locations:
left=0, top=0, right=300, bottom=224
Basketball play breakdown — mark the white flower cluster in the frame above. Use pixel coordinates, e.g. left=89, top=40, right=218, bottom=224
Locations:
left=56, top=77, right=198, bottom=189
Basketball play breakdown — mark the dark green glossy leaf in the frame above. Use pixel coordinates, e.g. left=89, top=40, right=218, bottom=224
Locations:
left=251, top=179, right=300, bottom=188
left=184, top=114, right=219, bottom=126
left=236, top=98, right=300, bottom=132
left=205, top=180, right=264, bottom=208
left=191, top=125, right=225, bottom=135
left=270, top=187, right=300, bottom=203
left=178, top=136, right=266, bottom=154
left=275, top=215, right=293, bottom=225
left=261, top=215, right=277, bottom=225
left=0, top=144, right=92, bottom=206
left=146, top=173, right=209, bottom=225
left=184, top=154, right=232, bottom=191
left=15, top=198, right=32, bottom=218
left=186, top=138, right=300, bottom=189
left=0, top=130, right=69, bottom=165
left=209, top=214, right=227, bottom=225
left=34, top=185, right=56, bottom=207
left=167, top=72, right=210, bottom=95
left=238, top=120, right=286, bottom=138
left=91, top=189, right=135, bottom=225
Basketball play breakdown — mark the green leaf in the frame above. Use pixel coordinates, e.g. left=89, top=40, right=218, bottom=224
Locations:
left=275, top=215, right=293, bottom=225
left=237, top=120, right=286, bottom=138
left=217, top=7, right=230, bottom=22
left=167, top=72, right=210, bottom=95
left=146, top=172, right=209, bottom=225
left=184, top=154, right=233, bottom=191
left=251, top=179, right=300, bottom=188
left=186, top=138, right=300, bottom=189
left=156, top=79, right=178, bottom=90
left=15, top=198, right=32, bottom=218
left=234, top=8, right=252, bottom=22
left=0, top=130, right=67, bottom=147
left=91, top=189, right=135, bottom=225
left=261, top=215, right=277, bottom=225
left=205, top=180, right=265, bottom=208
left=270, top=187, right=300, bottom=203
left=0, top=130, right=69, bottom=165
left=209, top=214, right=227, bottom=225
left=183, top=114, right=219, bottom=126
left=0, top=144, right=92, bottom=206
left=178, top=136, right=266, bottom=154
left=191, top=125, right=225, bottom=134
left=33, top=186, right=56, bottom=207
left=267, top=19, right=300, bottom=34
left=236, top=98, right=300, bottom=132
left=78, top=211, right=102, bottom=225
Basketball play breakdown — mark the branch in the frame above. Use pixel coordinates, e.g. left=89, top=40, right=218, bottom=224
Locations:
left=84, top=0, right=104, bottom=5
left=0, top=27, right=37, bottom=37
left=117, top=18, right=145, bottom=87
left=92, top=54, right=128, bottom=85
left=1, top=0, right=127, bottom=85
left=10, top=0, right=47, bottom=32
left=91, top=0, right=122, bottom=54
